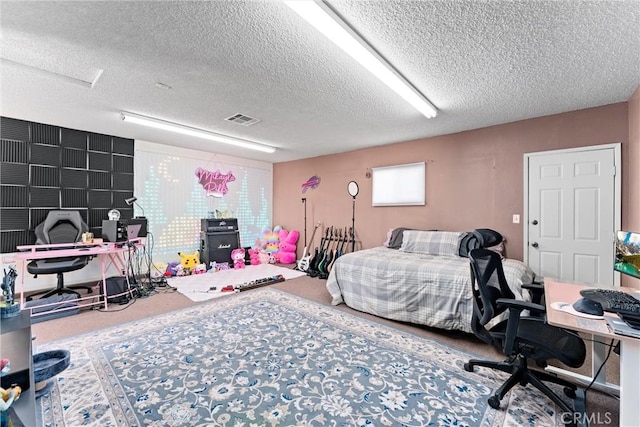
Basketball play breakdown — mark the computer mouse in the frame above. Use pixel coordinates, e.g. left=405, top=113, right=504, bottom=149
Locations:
left=572, top=298, right=604, bottom=316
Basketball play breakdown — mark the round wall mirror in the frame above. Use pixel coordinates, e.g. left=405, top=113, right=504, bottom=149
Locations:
left=347, top=181, right=359, bottom=197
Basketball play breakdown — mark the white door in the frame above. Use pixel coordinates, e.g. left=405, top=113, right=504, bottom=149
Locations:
left=526, top=145, right=620, bottom=286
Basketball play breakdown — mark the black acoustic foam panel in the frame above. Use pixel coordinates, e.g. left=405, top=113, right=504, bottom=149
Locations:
left=112, top=173, right=133, bottom=191
left=89, top=190, right=112, bottom=208
left=31, top=123, right=59, bottom=145
left=1, top=163, right=29, bottom=186
left=1, top=140, right=28, bottom=163
left=89, top=133, right=111, bottom=152
left=0, top=117, right=134, bottom=254
left=30, top=143, right=60, bottom=166
left=29, top=187, right=60, bottom=208
left=113, top=137, right=134, bottom=156
left=0, top=209, right=29, bottom=230
left=61, top=128, right=87, bottom=149
left=62, top=188, right=88, bottom=208
left=30, top=165, right=59, bottom=187
left=88, top=171, right=111, bottom=190
left=1, top=186, right=28, bottom=207
left=0, top=117, right=29, bottom=141
left=112, top=154, right=133, bottom=172
left=62, top=148, right=87, bottom=169
left=61, top=169, right=88, bottom=188
left=0, top=230, right=32, bottom=253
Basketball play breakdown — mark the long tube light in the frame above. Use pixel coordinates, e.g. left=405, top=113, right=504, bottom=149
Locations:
left=120, top=111, right=277, bottom=154
left=283, top=0, right=438, bottom=119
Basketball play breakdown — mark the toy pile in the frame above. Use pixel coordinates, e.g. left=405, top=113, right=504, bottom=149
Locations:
left=161, top=225, right=299, bottom=277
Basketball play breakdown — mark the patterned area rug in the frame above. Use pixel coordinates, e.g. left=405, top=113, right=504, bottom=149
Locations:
left=35, top=288, right=562, bottom=426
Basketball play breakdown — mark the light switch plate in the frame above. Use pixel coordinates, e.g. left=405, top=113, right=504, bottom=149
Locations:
left=512, top=214, right=520, bottom=224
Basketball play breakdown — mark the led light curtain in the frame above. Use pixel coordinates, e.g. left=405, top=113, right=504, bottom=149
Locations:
left=134, top=141, right=272, bottom=263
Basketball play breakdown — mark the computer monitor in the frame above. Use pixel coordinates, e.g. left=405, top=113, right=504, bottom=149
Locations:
left=614, top=230, right=640, bottom=280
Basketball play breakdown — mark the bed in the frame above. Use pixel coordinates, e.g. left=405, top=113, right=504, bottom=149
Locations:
left=325, top=230, right=535, bottom=333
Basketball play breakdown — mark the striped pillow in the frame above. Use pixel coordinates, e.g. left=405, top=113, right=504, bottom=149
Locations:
left=399, top=230, right=464, bottom=256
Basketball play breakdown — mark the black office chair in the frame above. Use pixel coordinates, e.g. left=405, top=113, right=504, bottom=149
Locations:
left=26, top=210, right=93, bottom=300
left=464, top=248, right=586, bottom=418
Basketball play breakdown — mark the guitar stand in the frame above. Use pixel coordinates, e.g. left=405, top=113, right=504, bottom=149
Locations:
left=306, top=230, right=355, bottom=279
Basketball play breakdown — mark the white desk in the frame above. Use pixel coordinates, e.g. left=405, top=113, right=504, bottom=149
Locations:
left=15, top=239, right=142, bottom=316
left=544, top=277, right=640, bottom=427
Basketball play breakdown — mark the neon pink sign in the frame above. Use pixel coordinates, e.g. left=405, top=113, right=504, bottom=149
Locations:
left=195, top=168, right=236, bottom=197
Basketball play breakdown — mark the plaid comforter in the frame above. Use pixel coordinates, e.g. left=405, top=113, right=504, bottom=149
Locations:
left=326, top=246, right=535, bottom=333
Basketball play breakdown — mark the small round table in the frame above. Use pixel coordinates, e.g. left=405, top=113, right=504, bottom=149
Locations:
left=32, top=350, right=70, bottom=398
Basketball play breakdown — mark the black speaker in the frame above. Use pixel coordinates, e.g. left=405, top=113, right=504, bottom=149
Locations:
left=102, top=220, right=126, bottom=242
left=101, top=276, right=131, bottom=304
left=200, top=231, right=240, bottom=267
left=201, top=218, right=238, bottom=232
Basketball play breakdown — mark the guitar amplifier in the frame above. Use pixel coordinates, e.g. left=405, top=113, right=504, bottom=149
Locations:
left=200, top=231, right=241, bottom=267
left=201, top=218, right=239, bottom=233
left=102, top=220, right=127, bottom=242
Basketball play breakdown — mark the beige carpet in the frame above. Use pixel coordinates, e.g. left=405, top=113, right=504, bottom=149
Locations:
left=31, top=274, right=620, bottom=426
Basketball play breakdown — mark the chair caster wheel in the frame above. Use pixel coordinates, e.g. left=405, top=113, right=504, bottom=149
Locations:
left=564, top=387, right=576, bottom=399
left=488, top=395, right=501, bottom=409
left=463, top=363, right=473, bottom=372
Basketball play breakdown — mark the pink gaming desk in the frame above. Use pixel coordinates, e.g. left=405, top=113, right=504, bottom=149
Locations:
left=15, top=238, right=143, bottom=315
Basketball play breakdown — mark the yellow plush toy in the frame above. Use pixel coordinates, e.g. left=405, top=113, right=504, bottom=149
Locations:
left=178, top=251, right=200, bottom=275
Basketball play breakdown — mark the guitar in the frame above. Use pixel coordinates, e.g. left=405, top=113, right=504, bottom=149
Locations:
left=297, top=222, right=321, bottom=272
left=315, top=226, right=335, bottom=277
left=308, top=227, right=330, bottom=277
left=319, top=228, right=340, bottom=279
left=328, top=227, right=348, bottom=272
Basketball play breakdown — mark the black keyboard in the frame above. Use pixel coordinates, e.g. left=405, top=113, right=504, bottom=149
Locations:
left=580, top=288, right=640, bottom=316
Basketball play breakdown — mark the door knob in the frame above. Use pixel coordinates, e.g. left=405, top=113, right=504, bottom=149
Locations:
left=531, top=242, right=539, bottom=248
left=531, top=220, right=538, bottom=225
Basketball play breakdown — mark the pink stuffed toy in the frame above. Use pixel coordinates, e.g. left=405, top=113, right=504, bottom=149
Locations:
left=277, top=229, right=299, bottom=264
left=258, top=249, right=270, bottom=264
left=248, top=248, right=261, bottom=265
left=231, top=248, right=246, bottom=269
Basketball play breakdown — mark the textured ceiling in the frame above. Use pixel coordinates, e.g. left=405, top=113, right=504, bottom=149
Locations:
left=1, top=1, right=638, bottom=163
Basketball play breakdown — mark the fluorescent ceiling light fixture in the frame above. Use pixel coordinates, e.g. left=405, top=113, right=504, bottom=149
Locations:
left=120, top=111, right=276, bottom=153
left=283, top=0, right=437, bottom=119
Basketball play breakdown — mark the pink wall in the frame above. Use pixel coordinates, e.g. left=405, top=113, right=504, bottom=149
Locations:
left=274, top=102, right=632, bottom=263
left=622, top=87, right=640, bottom=289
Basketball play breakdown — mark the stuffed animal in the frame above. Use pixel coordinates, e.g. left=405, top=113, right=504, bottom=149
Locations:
left=151, top=262, right=167, bottom=279
left=258, top=249, right=270, bottom=264
left=263, top=227, right=280, bottom=254
left=193, top=263, right=207, bottom=274
left=277, top=229, right=300, bottom=264
left=178, top=251, right=200, bottom=270
left=231, top=248, right=246, bottom=269
left=164, top=261, right=181, bottom=277
left=215, top=262, right=230, bottom=271
left=248, top=248, right=261, bottom=265
left=175, top=264, right=186, bottom=276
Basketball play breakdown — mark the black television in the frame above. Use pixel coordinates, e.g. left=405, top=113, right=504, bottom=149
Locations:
left=614, top=230, right=640, bottom=280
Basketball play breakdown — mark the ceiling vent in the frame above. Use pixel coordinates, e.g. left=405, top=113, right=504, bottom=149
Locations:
left=225, top=113, right=261, bottom=127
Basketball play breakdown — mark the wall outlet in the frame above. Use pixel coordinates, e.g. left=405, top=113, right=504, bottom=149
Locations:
left=512, top=214, right=520, bottom=224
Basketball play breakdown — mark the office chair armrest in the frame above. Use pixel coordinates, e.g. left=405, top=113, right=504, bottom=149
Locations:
left=496, top=298, right=545, bottom=314
left=497, top=298, right=546, bottom=355
left=522, top=282, right=545, bottom=305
